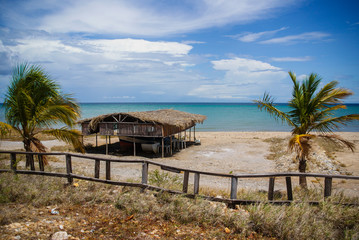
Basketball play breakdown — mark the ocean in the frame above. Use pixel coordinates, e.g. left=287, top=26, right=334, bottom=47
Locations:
left=1, top=103, right=359, bottom=132
left=79, top=103, right=359, bottom=132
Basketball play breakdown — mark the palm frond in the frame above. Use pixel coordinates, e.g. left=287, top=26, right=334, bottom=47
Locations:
left=318, top=134, right=355, bottom=152
left=309, top=114, right=359, bottom=133
left=288, top=134, right=314, bottom=158
left=41, top=128, right=84, bottom=153
left=254, top=93, right=296, bottom=128
left=0, top=121, right=14, bottom=137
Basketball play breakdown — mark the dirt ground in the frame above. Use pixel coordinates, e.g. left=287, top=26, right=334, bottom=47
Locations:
left=1, top=131, right=359, bottom=196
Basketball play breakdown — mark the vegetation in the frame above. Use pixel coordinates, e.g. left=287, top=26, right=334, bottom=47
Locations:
left=0, top=63, right=83, bottom=168
left=0, top=172, right=358, bottom=239
left=255, top=71, right=359, bottom=187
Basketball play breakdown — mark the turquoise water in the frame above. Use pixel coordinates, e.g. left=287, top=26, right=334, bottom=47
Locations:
left=79, top=103, right=359, bottom=132
left=1, top=103, right=359, bottom=132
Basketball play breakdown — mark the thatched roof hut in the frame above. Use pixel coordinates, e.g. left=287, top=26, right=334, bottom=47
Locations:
left=79, top=109, right=206, bottom=137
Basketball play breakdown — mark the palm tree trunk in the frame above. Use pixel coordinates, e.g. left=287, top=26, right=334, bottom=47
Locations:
left=298, top=156, right=307, bottom=188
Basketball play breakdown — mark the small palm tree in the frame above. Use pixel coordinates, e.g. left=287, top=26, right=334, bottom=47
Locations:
left=255, top=71, right=359, bottom=187
left=0, top=63, right=83, bottom=169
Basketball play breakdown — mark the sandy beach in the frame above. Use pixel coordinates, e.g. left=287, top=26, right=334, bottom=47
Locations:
left=1, top=131, right=359, bottom=195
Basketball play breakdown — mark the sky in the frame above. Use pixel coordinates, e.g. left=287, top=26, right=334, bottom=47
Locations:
left=0, top=0, right=359, bottom=103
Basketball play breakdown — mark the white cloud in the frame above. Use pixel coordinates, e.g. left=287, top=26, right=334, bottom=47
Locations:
left=212, top=57, right=281, bottom=72
left=233, top=27, right=287, bottom=42
left=189, top=57, right=288, bottom=100
left=7, top=0, right=297, bottom=37
left=260, top=32, right=330, bottom=44
left=271, top=56, right=312, bottom=62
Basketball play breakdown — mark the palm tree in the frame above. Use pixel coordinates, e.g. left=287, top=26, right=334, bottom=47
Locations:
left=255, top=71, right=359, bottom=188
left=0, top=63, right=83, bottom=170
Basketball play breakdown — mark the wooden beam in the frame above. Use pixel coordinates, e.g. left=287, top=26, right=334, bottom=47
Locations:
left=324, top=177, right=332, bottom=198
left=194, top=173, right=200, bottom=194
left=230, top=177, right=238, bottom=199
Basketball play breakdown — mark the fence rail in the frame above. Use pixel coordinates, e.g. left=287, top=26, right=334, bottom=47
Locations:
left=1, top=151, right=359, bottom=206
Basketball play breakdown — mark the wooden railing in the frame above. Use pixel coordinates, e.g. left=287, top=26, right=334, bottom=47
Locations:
left=1, top=151, right=359, bottom=206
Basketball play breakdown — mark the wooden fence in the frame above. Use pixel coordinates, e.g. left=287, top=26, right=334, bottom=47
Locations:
left=1, top=151, right=359, bottom=206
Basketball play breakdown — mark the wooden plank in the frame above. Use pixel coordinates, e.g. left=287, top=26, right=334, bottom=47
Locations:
left=65, top=154, right=73, bottom=184
left=161, top=165, right=181, bottom=173
left=95, top=159, right=100, bottom=179
left=324, top=177, right=332, bottom=198
left=183, top=171, right=189, bottom=193
left=194, top=173, right=200, bottom=194
left=142, top=162, right=148, bottom=184
left=106, top=160, right=111, bottom=180
left=10, top=153, right=17, bottom=171
left=286, top=176, right=293, bottom=201
left=268, top=177, right=275, bottom=201
left=230, top=177, right=238, bottom=199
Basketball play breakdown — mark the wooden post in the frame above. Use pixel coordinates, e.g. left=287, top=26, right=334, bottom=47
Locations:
left=286, top=176, right=293, bottom=201
left=10, top=153, right=17, bottom=171
left=189, top=128, right=191, bottom=142
left=28, top=153, right=35, bottom=171
left=194, top=173, right=200, bottom=194
left=65, top=154, right=73, bottom=184
left=268, top=177, right=275, bottom=201
left=141, top=162, right=148, bottom=184
left=109, top=135, right=111, bottom=145
left=105, top=135, right=108, bottom=155
left=38, top=155, right=45, bottom=171
left=161, top=138, right=164, bottom=158
left=95, top=159, right=100, bottom=179
left=324, top=177, right=332, bottom=198
left=194, top=125, right=196, bottom=141
left=183, top=171, right=189, bottom=193
left=170, top=136, right=173, bottom=156
left=106, top=160, right=111, bottom=180
left=96, top=133, right=98, bottom=147
left=230, top=177, right=238, bottom=199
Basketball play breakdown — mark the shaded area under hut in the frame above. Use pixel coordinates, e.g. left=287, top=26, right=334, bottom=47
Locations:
left=78, top=109, right=206, bottom=157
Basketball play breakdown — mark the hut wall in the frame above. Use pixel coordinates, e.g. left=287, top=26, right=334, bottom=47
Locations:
left=99, top=122, right=162, bottom=137
left=81, top=123, right=91, bottom=135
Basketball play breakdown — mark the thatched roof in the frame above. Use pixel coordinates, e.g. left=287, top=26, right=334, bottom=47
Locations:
left=79, top=109, right=206, bottom=132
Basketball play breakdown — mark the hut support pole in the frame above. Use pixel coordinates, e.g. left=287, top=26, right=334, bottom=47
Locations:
left=106, top=135, right=108, bottom=155
left=96, top=133, right=98, bottom=147
left=109, top=135, right=111, bottom=145
left=133, top=141, right=136, bottom=156
left=194, top=125, right=196, bottom=141
left=161, top=138, right=164, bottom=158
left=170, top=136, right=173, bottom=156
left=189, top=128, right=191, bottom=142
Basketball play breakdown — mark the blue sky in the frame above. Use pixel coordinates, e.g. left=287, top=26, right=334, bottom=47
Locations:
left=0, top=0, right=358, bottom=103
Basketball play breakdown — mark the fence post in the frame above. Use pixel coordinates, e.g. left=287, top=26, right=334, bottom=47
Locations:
left=106, top=160, right=111, bottom=180
left=65, top=154, right=73, bottom=184
left=268, top=177, right=275, bottom=201
left=38, top=155, right=45, bottom=171
left=183, top=171, right=189, bottom=193
left=230, top=176, right=238, bottom=199
left=324, top=177, right=332, bottom=198
left=141, top=162, right=148, bottom=184
left=95, top=160, right=100, bottom=179
left=10, top=153, right=17, bottom=171
left=286, top=176, right=293, bottom=201
left=194, top=173, right=200, bottom=194
left=27, top=153, right=35, bottom=171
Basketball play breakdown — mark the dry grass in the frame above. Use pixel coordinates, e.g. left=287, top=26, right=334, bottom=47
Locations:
left=1, top=171, right=359, bottom=239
